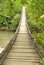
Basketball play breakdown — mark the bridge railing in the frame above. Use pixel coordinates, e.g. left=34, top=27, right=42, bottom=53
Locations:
left=0, top=19, right=21, bottom=65
left=26, top=18, right=44, bottom=59
left=0, top=7, right=23, bottom=65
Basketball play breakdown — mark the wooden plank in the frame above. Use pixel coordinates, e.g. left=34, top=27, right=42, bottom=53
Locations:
left=2, top=6, right=41, bottom=65
left=2, top=59, right=40, bottom=63
left=3, top=61, right=40, bottom=65
left=7, top=52, right=39, bottom=57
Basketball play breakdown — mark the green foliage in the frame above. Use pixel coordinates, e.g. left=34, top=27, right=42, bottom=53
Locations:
left=26, top=0, right=44, bottom=30
left=8, top=14, right=20, bottom=31
left=26, top=0, right=44, bottom=49
left=40, top=58, right=44, bottom=65
left=0, top=0, right=14, bottom=17
left=21, top=0, right=27, bottom=4
left=36, top=33, right=44, bottom=49
left=28, top=19, right=36, bottom=32
left=0, top=16, right=4, bottom=26
left=13, top=0, right=22, bottom=13
left=0, top=15, right=8, bottom=27
left=0, top=0, right=22, bottom=31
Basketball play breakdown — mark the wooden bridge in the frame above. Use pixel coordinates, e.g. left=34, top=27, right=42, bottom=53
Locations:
left=0, top=6, right=44, bottom=65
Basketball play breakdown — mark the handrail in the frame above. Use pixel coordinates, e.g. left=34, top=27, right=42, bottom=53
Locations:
left=26, top=19, right=44, bottom=59
left=0, top=16, right=21, bottom=65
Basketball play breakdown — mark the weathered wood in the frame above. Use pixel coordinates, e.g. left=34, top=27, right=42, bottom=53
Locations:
left=0, top=19, right=20, bottom=65
left=2, top=61, right=40, bottom=65
left=26, top=10, right=44, bottom=58
left=2, top=6, right=40, bottom=65
left=0, top=6, right=41, bottom=65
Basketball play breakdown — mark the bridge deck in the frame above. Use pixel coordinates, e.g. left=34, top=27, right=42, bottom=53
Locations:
left=2, top=6, right=40, bottom=65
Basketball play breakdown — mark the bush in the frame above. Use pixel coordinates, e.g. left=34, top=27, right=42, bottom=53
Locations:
left=26, top=0, right=44, bottom=49
left=8, top=14, right=20, bottom=31
left=0, top=0, right=22, bottom=31
left=40, top=58, right=44, bottom=65
left=36, top=33, right=44, bottom=49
